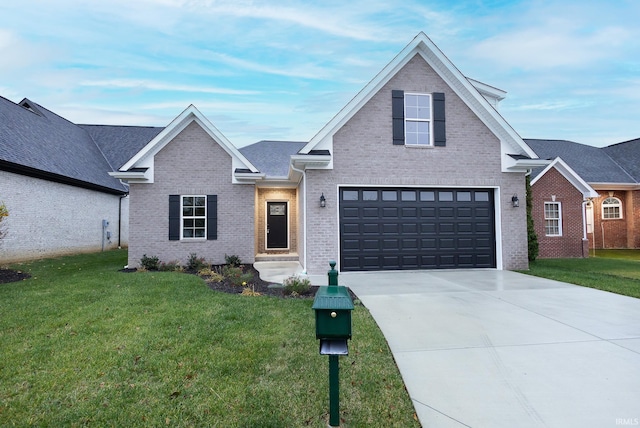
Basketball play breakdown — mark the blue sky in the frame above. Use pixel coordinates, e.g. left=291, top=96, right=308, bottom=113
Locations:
left=1, top=0, right=638, bottom=147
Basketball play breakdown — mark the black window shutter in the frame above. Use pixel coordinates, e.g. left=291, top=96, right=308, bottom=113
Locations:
left=169, top=195, right=180, bottom=241
left=392, top=90, right=405, bottom=145
left=207, top=195, right=217, bottom=240
left=433, top=92, right=446, bottom=147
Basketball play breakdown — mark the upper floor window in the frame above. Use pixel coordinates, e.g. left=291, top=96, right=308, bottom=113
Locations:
left=544, top=202, right=562, bottom=236
left=404, top=93, right=432, bottom=146
left=602, top=197, right=622, bottom=219
left=182, top=196, right=206, bottom=238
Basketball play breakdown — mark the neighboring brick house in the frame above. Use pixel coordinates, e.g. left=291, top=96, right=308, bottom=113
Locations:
left=526, top=138, right=640, bottom=258
left=0, top=95, right=163, bottom=262
left=113, top=33, right=548, bottom=274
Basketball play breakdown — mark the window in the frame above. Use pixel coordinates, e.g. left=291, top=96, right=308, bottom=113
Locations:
left=544, top=202, right=562, bottom=236
left=404, top=93, right=432, bottom=146
left=392, top=90, right=445, bottom=146
left=182, top=196, right=206, bottom=238
left=602, top=197, right=622, bottom=219
left=169, top=195, right=217, bottom=241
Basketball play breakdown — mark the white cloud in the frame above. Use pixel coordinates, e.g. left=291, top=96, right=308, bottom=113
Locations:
left=80, top=79, right=260, bottom=95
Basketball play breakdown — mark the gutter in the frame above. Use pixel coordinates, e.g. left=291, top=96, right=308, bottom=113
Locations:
left=290, top=163, right=307, bottom=274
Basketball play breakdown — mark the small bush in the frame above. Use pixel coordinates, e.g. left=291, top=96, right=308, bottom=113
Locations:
left=225, top=254, right=242, bottom=267
left=222, top=265, right=253, bottom=286
left=205, top=272, right=224, bottom=283
left=187, top=253, right=209, bottom=271
left=283, top=275, right=311, bottom=296
left=140, top=254, right=160, bottom=271
left=159, top=261, right=183, bottom=272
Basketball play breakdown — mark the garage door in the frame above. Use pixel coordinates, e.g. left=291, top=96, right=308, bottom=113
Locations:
left=340, top=187, right=496, bottom=271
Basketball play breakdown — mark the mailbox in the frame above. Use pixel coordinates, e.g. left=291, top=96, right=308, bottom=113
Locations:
left=313, top=261, right=354, bottom=427
left=313, top=285, right=354, bottom=340
left=312, top=261, right=354, bottom=355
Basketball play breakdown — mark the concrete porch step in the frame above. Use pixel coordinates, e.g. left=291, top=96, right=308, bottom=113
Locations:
left=255, top=253, right=300, bottom=262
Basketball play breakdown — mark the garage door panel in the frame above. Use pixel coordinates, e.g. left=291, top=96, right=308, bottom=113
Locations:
left=340, top=187, right=496, bottom=271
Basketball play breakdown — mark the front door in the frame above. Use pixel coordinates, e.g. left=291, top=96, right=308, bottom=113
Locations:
left=267, top=202, right=288, bottom=249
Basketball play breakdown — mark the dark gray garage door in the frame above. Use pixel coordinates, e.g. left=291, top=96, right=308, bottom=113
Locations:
left=340, top=187, right=496, bottom=271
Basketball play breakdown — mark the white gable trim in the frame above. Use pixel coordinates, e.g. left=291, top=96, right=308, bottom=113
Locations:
left=531, top=157, right=598, bottom=198
left=300, top=32, right=539, bottom=170
left=118, top=105, right=259, bottom=183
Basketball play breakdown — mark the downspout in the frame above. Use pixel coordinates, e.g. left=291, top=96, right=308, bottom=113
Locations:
left=118, top=194, right=127, bottom=249
left=581, top=200, right=588, bottom=241
left=290, top=163, right=307, bottom=273
left=581, top=199, right=589, bottom=257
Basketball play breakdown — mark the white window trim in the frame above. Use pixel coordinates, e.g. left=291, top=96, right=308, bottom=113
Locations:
left=602, top=196, right=623, bottom=220
left=181, top=195, right=207, bottom=240
left=544, top=201, right=562, bottom=236
left=404, top=93, right=433, bottom=146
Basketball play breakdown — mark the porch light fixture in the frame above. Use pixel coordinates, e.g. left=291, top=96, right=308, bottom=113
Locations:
left=511, top=194, right=519, bottom=208
left=320, top=193, right=326, bottom=208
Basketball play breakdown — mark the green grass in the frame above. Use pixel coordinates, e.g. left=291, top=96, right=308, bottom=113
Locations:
left=1, top=251, right=419, bottom=427
left=523, top=251, right=640, bottom=299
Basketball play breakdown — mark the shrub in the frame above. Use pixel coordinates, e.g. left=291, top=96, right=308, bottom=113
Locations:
left=140, top=254, right=160, bottom=271
left=187, top=253, right=209, bottom=271
left=225, top=254, right=242, bottom=267
left=0, top=201, right=8, bottom=242
left=222, top=265, right=253, bottom=286
left=282, top=275, right=311, bottom=296
left=159, top=261, right=183, bottom=272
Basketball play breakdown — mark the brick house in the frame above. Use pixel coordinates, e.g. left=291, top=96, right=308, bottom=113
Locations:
left=0, top=95, right=162, bottom=262
left=113, top=32, right=548, bottom=275
left=526, top=138, right=640, bottom=258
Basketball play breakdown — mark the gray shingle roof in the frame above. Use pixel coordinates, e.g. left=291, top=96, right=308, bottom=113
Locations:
left=79, top=124, right=164, bottom=170
left=603, top=138, right=640, bottom=182
left=240, top=140, right=307, bottom=177
left=0, top=96, right=161, bottom=193
left=525, top=139, right=636, bottom=184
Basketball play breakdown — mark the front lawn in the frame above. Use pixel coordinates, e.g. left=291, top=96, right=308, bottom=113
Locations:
left=1, top=251, right=419, bottom=427
left=523, top=252, right=640, bottom=299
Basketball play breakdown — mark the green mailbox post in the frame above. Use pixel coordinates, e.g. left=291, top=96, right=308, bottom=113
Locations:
left=312, top=261, right=354, bottom=427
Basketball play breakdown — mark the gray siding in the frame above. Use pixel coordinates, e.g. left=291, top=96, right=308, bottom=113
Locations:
left=304, top=54, right=527, bottom=274
left=127, top=121, right=255, bottom=268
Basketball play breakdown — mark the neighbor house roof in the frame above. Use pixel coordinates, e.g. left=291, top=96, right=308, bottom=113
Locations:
left=0, top=96, right=163, bottom=194
left=603, top=138, right=640, bottom=182
left=525, top=139, right=636, bottom=185
left=0, top=96, right=127, bottom=193
left=239, top=140, right=307, bottom=177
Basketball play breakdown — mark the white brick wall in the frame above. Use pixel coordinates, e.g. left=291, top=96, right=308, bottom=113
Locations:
left=304, top=54, right=528, bottom=274
left=127, top=121, right=255, bottom=268
left=0, top=170, right=127, bottom=263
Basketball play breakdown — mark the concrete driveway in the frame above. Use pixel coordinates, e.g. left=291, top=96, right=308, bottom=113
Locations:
left=339, top=269, right=640, bottom=428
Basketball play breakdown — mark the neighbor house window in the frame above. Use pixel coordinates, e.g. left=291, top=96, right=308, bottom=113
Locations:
left=182, top=196, right=206, bottom=238
left=404, top=93, right=432, bottom=146
left=544, top=202, right=562, bottom=236
left=602, top=197, right=622, bottom=219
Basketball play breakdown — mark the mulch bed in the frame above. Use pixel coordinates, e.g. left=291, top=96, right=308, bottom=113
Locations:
left=200, top=265, right=319, bottom=298
left=0, top=268, right=31, bottom=284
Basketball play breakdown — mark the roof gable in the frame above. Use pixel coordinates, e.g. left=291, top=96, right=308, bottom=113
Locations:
left=300, top=32, right=538, bottom=170
left=531, top=157, right=598, bottom=198
left=116, top=105, right=259, bottom=184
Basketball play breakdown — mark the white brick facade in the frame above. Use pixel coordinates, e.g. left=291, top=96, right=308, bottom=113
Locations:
left=0, top=170, right=127, bottom=263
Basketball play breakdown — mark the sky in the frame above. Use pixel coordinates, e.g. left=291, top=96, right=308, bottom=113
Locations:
left=1, top=0, right=638, bottom=148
